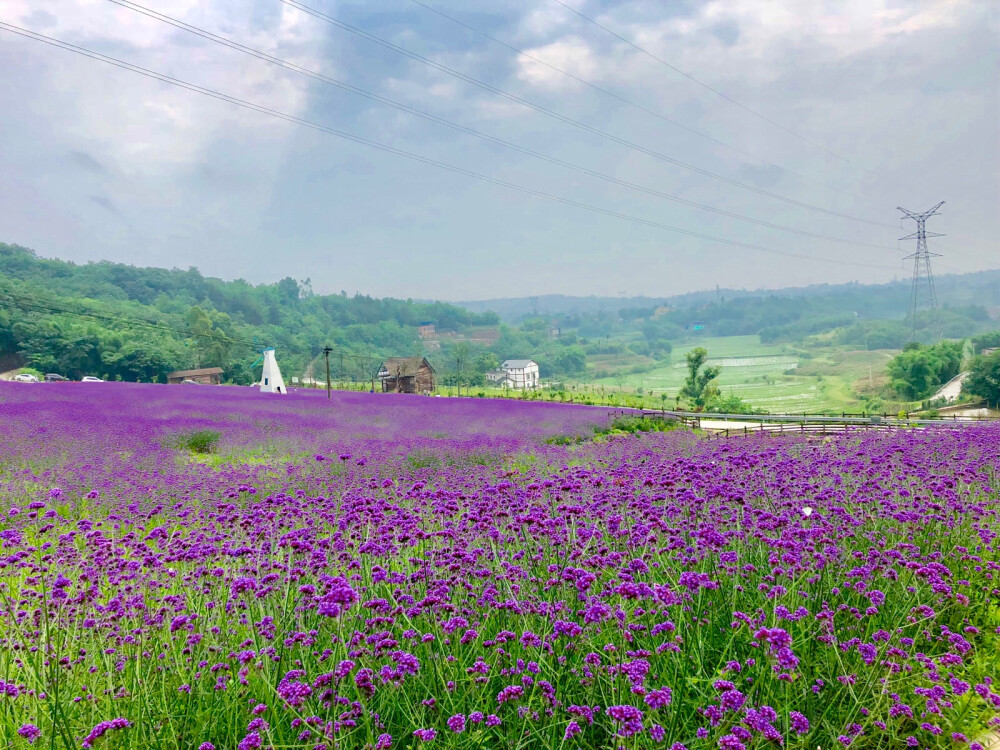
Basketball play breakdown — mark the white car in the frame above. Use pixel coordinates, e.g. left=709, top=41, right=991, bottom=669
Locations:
left=13, top=373, right=40, bottom=383
left=80, top=376, right=105, bottom=383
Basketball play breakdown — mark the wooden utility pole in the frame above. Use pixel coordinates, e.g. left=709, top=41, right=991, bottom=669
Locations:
left=323, top=346, right=332, bottom=399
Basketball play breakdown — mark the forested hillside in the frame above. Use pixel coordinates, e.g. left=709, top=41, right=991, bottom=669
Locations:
left=0, top=243, right=498, bottom=383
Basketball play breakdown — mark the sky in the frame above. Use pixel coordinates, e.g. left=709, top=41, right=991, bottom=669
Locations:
left=0, top=0, right=997, bottom=301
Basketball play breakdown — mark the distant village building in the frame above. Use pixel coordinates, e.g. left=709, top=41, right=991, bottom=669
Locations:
left=485, top=370, right=514, bottom=388
left=259, top=348, right=286, bottom=394
left=982, top=347, right=999, bottom=356
left=418, top=323, right=436, bottom=339
left=488, top=359, right=540, bottom=389
left=378, top=357, right=436, bottom=394
left=167, top=367, right=223, bottom=385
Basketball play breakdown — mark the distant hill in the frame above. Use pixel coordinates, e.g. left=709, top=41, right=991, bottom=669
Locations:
left=456, top=270, right=1000, bottom=322
left=454, top=294, right=672, bottom=320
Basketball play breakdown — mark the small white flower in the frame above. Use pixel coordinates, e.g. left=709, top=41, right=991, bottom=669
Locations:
left=802, top=506, right=813, bottom=518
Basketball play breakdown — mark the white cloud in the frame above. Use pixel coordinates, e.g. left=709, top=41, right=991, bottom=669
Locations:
left=517, top=3, right=576, bottom=38
left=1, top=0, right=331, bottom=166
left=516, top=36, right=600, bottom=89
left=512, top=0, right=980, bottom=95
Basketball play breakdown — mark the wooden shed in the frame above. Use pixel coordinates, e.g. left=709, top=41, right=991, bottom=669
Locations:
left=167, top=367, right=224, bottom=385
left=378, top=357, right=435, bottom=394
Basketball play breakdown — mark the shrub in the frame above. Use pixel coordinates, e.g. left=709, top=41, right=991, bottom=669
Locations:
left=172, top=430, right=221, bottom=454
left=596, top=416, right=679, bottom=435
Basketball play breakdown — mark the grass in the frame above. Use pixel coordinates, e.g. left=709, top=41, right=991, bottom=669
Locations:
left=582, top=336, right=904, bottom=414
left=545, top=414, right=682, bottom=444
left=169, top=429, right=222, bottom=454
left=313, top=335, right=919, bottom=415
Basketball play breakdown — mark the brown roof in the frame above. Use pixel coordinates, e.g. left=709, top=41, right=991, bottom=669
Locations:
left=379, top=357, right=434, bottom=377
left=168, top=367, right=224, bottom=378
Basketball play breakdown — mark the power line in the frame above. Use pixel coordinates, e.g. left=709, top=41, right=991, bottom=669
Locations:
left=551, top=0, right=880, bottom=180
left=407, top=0, right=873, bottom=203
left=0, top=21, right=897, bottom=270
left=105, top=0, right=894, bottom=252
left=279, top=0, right=896, bottom=230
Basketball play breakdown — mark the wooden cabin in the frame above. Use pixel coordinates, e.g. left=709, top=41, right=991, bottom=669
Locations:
left=378, top=357, right=435, bottom=394
left=167, top=367, right=224, bottom=385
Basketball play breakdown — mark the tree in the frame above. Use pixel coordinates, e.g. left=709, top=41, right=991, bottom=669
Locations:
left=553, top=347, right=586, bottom=375
left=706, top=392, right=754, bottom=414
left=886, top=340, right=963, bottom=400
left=101, top=338, right=183, bottom=383
left=186, top=306, right=233, bottom=369
left=963, top=351, right=1000, bottom=408
left=971, top=330, right=1000, bottom=355
left=679, top=347, right=720, bottom=411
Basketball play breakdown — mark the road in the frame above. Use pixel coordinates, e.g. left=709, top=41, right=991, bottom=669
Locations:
left=699, top=419, right=764, bottom=431
left=931, top=371, right=969, bottom=403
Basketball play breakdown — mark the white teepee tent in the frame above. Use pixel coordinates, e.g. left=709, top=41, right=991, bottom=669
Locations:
left=259, top=348, right=286, bottom=394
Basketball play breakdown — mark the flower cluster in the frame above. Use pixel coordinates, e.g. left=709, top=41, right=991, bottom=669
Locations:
left=0, top=382, right=997, bottom=749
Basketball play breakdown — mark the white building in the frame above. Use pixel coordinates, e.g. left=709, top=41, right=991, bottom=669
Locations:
left=489, top=359, right=540, bottom=389
left=259, top=348, right=287, bottom=394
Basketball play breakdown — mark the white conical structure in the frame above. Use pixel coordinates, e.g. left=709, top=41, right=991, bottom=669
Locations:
left=259, top=348, right=286, bottom=394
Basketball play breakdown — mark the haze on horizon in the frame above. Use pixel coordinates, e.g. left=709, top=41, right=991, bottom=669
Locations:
left=1, top=0, right=997, bottom=302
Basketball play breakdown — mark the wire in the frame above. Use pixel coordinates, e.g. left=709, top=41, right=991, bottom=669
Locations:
left=551, top=0, right=880, bottom=180
left=105, top=0, right=894, bottom=252
left=0, top=21, right=898, bottom=270
left=407, top=0, right=874, bottom=203
left=280, top=0, right=897, bottom=230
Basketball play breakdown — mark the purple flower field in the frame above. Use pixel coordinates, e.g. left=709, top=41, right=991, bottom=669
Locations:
left=0, top=382, right=998, bottom=749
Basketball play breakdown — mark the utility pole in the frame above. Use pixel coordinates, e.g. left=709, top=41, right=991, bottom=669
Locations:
left=323, top=346, right=332, bottom=399
left=897, top=201, right=944, bottom=342
left=456, top=357, right=461, bottom=397
left=368, top=347, right=374, bottom=393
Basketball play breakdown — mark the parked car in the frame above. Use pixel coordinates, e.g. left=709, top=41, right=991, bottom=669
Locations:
left=80, top=376, right=105, bottom=383
left=44, top=373, right=69, bottom=382
left=13, top=373, right=40, bottom=383
left=181, top=379, right=200, bottom=385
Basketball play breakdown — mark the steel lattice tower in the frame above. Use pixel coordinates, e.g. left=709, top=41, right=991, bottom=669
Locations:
left=897, top=201, right=944, bottom=342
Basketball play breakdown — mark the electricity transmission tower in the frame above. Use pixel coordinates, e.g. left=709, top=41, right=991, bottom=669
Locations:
left=897, top=201, right=944, bottom=342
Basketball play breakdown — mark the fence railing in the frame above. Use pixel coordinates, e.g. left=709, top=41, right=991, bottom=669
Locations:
left=706, top=422, right=901, bottom=439
left=606, top=407, right=993, bottom=437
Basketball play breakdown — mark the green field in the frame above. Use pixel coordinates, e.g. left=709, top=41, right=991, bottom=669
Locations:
left=586, top=335, right=900, bottom=413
